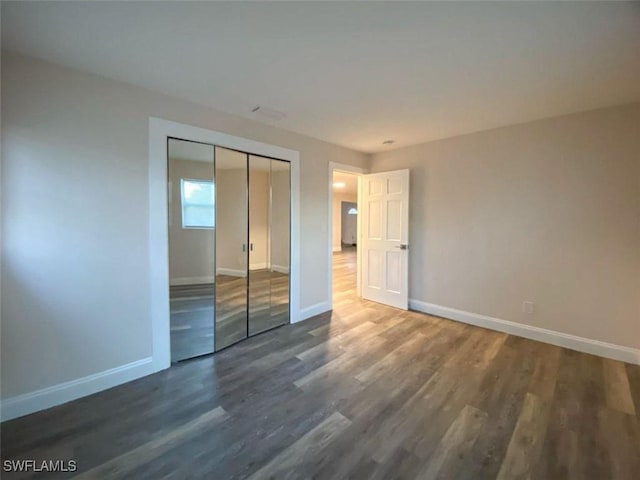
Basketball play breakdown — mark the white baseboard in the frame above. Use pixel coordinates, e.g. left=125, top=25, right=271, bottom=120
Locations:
left=170, top=276, right=215, bottom=286
left=172, top=266, right=288, bottom=281
left=409, top=299, right=640, bottom=365
left=216, top=268, right=246, bottom=278
left=271, top=264, right=290, bottom=274
left=1, top=357, right=156, bottom=422
left=295, top=301, right=331, bottom=323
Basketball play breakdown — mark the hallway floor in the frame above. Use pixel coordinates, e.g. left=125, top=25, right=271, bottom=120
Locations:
left=2, top=249, right=639, bottom=479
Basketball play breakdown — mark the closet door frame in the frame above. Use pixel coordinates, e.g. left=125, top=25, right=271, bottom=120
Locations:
left=149, top=117, right=300, bottom=372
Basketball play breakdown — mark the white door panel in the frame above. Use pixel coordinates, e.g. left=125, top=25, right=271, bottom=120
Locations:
left=368, top=200, right=382, bottom=239
left=367, top=250, right=383, bottom=289
left=359, top=169, right=409, bottom=309
left=386, top=199, right=402, bottom=240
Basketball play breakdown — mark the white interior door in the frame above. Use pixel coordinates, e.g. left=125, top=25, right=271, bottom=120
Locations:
left=359, top=169, right=409, bottom=309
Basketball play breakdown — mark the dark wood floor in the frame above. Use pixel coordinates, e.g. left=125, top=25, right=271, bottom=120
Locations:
left=2, top=248, right=639, bottom=479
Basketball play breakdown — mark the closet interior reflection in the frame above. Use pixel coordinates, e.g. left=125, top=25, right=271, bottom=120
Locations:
left=168, top=139, right=291, bottom=362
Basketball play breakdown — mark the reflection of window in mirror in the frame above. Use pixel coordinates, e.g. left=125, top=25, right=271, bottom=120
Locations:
left=180, top=178, right=215, bottom=229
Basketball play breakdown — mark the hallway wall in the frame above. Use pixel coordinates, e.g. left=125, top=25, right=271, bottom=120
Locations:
left=341, top=202, right=357, bottom=246
left=332, top=192, right=357, bottom=252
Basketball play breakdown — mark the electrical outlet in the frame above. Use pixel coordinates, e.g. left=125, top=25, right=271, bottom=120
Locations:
left=523, top=301, right=535, bottom=314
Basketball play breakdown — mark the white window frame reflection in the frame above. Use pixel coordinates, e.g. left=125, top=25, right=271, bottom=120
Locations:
left=180, top=178, right=215, bottom=229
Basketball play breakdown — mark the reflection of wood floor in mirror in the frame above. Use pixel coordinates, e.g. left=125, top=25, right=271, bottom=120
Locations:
left=170, top=283, right=215, bottom=362
left=249, top=269, right=290, bottom=336
left=5, top=246, right=640, bottom=479
left=170, top=270, right=290, bottom=361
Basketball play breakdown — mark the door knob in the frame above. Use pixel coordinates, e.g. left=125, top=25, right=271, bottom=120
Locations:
left=395, top=244, right=408, bottom=250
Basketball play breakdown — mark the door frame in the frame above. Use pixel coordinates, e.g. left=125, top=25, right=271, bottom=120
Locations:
left=327, top=161, right=368, bottom=308
left=149, top=117, right=300, bottom=372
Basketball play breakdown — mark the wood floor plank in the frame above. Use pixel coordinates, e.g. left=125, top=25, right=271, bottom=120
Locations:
left=416, top=404, right=488, bottom=479
left=367, top=447, right=424, bottom=480
left=245, top=411, right=352, bottom=480
left=366, top=370, right=451, bottom=463
left=460, top=343, right=536, bottom=480
left=355, top=331, right=429, bottom=384
left=528, top=342, right=562, bottom=400
left=535, top=349, right=612, bottom=480
left=626, top=363, right=640, bottom=418
left=294, top=335, right=387, bottom=390
left=73, top=406, right=228, bottom=479
left=295, top=320, right=382, bottom=362
left=603, top=358, right=636, bottom=415
left=496, top=392, right=551, bottom=480
left=597, top=407, right=640, bottom=480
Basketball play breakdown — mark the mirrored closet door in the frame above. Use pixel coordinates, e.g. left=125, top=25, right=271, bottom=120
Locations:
left=268, top=159, right=291, bottom=330
left=168, top=138, right=216, bottom=362
left=248, top=156, right=291, bottom=335
left=214, top=146, right=249, bottom=350
left=248, top=155, right=272, bottom=335
left=168, top=142, right=291, bottom=361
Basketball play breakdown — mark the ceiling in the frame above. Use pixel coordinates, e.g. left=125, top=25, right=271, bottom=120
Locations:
left=334, top=171, right=358, bottom=196
left=3, top=2, right=640, bottom=153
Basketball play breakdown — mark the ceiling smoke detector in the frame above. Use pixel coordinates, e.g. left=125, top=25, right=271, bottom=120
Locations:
left=251, top=105, right=286, bottom=121
left=382, top=139, right=395, bottom=145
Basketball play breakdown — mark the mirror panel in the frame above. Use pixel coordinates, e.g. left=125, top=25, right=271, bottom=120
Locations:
left=269, top=159, right=291, bottom=329
left=248, top=155, right=272, bottom=335
left=168, top=142, right=290, bottom=359
left=168, top=138, right=215, bottom=362
left=215, top=146, right=249, bottom=350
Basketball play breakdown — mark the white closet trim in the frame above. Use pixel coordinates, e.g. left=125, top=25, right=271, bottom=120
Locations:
left=149, top=117, right=300, bottom=371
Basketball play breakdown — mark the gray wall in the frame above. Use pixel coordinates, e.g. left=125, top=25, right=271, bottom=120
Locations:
left=370, top=103, right=640, bottom=349
left=1, top=52, right=368, bottom=399
left=341, top=202, right=357, bottom=245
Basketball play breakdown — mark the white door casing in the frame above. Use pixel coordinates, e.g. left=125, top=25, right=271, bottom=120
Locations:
left=359, top=169, right=409, bottom=309
left=149, top=117, right=300, bottom=372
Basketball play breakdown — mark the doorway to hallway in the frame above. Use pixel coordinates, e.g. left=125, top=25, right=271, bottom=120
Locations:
left=328, top=162, right=411, bottom=312
left=329, top=165, right=364, bottom=309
